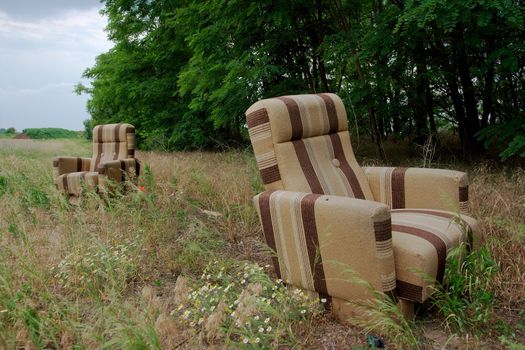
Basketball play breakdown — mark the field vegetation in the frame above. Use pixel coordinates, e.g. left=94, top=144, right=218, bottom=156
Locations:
left=0, top=128, right=16, bottom=139
left=0, top=138, right=523, bottom=349
left=22, top=128, right=81, bottom=140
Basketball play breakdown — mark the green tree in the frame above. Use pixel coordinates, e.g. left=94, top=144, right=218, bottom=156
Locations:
left=78, top=0, right=525, bottom=160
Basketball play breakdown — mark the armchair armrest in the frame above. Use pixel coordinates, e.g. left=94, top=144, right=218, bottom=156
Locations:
left=52, top=157, right=91, bottom=178
left=97, top=158, right=141, bottom=185
left=363, top=167, right=469, bottom=213
left=253, top=190, right=396, bottom=303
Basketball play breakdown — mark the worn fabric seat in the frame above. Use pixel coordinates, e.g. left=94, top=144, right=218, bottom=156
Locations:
left=53, top=123, right=140, bottom=197
left=391, top=209, right=478, bottom=302
left=55, top=171, right=99, bottom=195
left=245, top=93, right=481, bottom=319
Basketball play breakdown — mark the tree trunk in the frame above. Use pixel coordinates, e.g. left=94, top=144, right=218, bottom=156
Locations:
left=330, top=0, right=385, bottom=160
left=480, top=38, right=495, bottom=129
left=314, top=0, right=329, bottom=92
left=453, top=27, right=480, bottom=154
left=413, top=36, right=431, bottom=142
left=427, top=85, right=436, bottom=134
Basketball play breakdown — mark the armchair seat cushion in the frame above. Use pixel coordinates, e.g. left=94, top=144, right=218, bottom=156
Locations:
left=391, top=209, right=478, bottom=302
left=55, top=171, right=99, bottom=195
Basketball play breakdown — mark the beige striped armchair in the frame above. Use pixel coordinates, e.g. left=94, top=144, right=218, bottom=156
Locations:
left=52, top=123, right=140, bottom=197
left=246, top=94, right=480, bottom=319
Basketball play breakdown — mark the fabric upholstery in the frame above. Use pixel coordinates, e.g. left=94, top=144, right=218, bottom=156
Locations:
left=52, top=157, right=91, bottom=178
left=55, top=171, right=99, bottom=195
left=390, top=209, right=478, bottom=302
left=91, top=123, right=136, bottom=171
left=97, top=158, right=141, bottom=191
left=246, top=93, right=479, bottom=313
left=52, top=123, right=139, bottom=196
left=364, top=167, right=469, bottom=213
left=254, top=190, right=396, bottom=306
left=246, top=94, right=373, bottom=200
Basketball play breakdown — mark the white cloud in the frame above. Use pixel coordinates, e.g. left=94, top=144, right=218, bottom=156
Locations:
left=0, top=6, right=112, bottom=130
left=0, top=7, right=111, bottom=51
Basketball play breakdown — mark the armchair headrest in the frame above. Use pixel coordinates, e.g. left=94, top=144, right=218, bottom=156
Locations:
left=93, top=123, right=135, bottom=143
left=246, top=93, right=348, bottom=144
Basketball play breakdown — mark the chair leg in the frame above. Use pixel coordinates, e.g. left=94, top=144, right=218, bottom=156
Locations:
left=398, top=299, right=415, bottom=319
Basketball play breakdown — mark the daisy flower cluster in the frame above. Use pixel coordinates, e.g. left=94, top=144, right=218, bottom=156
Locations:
left=53, top=238, right=139, bottom=295
left=171, top=261, right=322, bottom=349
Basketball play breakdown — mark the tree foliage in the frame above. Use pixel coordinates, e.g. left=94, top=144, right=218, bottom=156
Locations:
left=79, top=0, right=525, bottom=159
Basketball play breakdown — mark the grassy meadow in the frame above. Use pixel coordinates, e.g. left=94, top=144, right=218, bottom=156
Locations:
left=0, top=138, right=523, bottom=349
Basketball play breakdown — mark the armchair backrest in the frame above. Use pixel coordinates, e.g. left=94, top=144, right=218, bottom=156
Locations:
left=246, top=93, right=373, bottom=200
left=90, top=123, right=136, bottom=172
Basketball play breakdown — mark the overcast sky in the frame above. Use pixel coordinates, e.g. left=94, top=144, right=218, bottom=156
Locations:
left=0, top=0, right=112, bottom=131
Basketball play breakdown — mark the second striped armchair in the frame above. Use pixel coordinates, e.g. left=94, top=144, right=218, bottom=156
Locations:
left=52, top=123, right=140, bottom=197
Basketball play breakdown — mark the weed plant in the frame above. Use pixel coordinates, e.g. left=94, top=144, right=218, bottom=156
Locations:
left=430, top=243, right=498, bottom=334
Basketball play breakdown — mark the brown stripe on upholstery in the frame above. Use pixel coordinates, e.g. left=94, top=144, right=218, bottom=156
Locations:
left=317, top=94, right=338, bottom=133
left=391, top=167, right=407, bottom=209
left=459, top=186, right=469, bottom=202
left=62, top=174, right=69, bottom=193
left=76, top=157, right=82, bottom=172
left=126, top=125, right=135, bottom=157
left=394, top=209, right=473, bottom=244
left=293, top=140, right=323, bottom=193
left=385, top=290, right=398, bottom=303
left=396, top=280, right=423, bottom=302
left=246, top=108, right=269, bottom=128
left=392, top=224, right=447, bottom=283
left=374, top=218, right=392, bottom=242
left=95, top=126, right=103, bottom=169
left=300, top=193, right=328, bottom=296
left=120, top=160, right=126, bottom=181
left=260, top=165, right=281, bottom=184
left=328, top=133, right=365, bottom=199
left=278, top=97, right=303, bottom=141
left=53, top=159, right=58, bottom=167
left=258, top=191, right=281, bottom=279
left=114, top=124, right=121, bottom=159
left=320, top=294, right=333, bottom=311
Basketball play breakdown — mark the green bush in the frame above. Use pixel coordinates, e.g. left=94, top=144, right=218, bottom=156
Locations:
left=22, top=128, right=80, bottom=139
left=477, top=117, right=525, bottom=160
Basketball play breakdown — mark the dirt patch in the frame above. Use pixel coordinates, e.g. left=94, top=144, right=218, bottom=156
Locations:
left=14, top=133, right=31, bottom=139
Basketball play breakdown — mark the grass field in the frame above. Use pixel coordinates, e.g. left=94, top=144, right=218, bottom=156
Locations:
left=0, top=138, right=523, bottom=349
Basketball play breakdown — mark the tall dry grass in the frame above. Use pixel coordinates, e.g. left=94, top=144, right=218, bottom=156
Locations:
left=469, top=166, right=525, bottom=305
left=0, top=138, right=523, bottom=348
